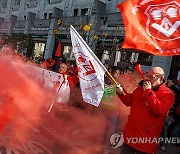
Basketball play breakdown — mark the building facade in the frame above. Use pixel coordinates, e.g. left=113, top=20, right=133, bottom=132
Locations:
left=0, top=0, right=178, bottom=79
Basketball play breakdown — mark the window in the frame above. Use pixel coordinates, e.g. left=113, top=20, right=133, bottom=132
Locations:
left=2, top=0, right=7, bottom=8
left=74, top=9, right=78, bottom=16
left=48, top=0, right=62, bottom=4
left=81, top=8, right=88, bottom=15
left=100, top=16, right=108, bottom=25
left=34, top=43, right=45, bottom=59
left=49, top=13, right=52, bottom=19
left=44, top=13, right=47, bottom=19
left=63, top=46, right=72, bottom=59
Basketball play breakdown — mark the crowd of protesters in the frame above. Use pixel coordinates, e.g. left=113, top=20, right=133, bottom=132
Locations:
left=17, top=53, right=180, bottom=153
left=38, top=55, right=180, bottom=153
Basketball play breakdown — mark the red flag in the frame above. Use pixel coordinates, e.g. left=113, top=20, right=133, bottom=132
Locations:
left=55, top=41, right=62, bottom=57
left=117, top=0, right=180, bottom=56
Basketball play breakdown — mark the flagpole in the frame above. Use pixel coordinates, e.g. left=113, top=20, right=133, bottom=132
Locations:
left=105, top=70, right=118, bottom=85
left=48, top=79, right=65, bottom=112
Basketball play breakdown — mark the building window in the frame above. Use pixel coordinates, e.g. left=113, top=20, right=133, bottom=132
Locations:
left=44, top=13, right=47, bottom=19
left=74, top=9, right=78, bottom=16
left=63, top=46, right=72, bottom=59
left=100, top=16, right=108, bottom=25
left=48, top=0, right=62, bottom=4
left=81, top=8, right=88, bottom=16
left=49, top=13, right=52, bottom=19
left=2, top=0, right=7, bottom=8
left=34, top=42, right=45, bottom=59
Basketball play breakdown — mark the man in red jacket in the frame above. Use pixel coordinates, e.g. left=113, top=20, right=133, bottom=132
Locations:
left=117, top=67, right=174, bottom=154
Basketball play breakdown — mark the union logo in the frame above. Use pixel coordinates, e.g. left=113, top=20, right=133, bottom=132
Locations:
left=145, top=1, right=180, bottom=41
left=75, top=52, right=98, bottom=81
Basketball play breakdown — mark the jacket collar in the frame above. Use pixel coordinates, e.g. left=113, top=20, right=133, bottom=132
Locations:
left=152, top=80, right=165, bottom=91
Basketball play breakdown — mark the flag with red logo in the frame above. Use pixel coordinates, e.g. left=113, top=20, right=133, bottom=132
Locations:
left=16, top=63, right=70, bottom=107
left=117, top=0, right=180, bottom=56
left=70, top=25, right=106, bottom=107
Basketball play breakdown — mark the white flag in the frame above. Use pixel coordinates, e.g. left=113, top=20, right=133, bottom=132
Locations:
left=15, top=62, right=70, bottom=105
left=70, top=25, right=106, bottom=107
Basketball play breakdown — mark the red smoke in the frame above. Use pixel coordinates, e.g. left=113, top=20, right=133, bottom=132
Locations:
left=0, top=53, right=48, bottom=135
left=0, top=52, right=108, bottom=153
left=0, top=50, right=140, bottom=153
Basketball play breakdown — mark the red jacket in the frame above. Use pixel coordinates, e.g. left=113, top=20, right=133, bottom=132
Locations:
left=118, top=83, right=174, bottom=153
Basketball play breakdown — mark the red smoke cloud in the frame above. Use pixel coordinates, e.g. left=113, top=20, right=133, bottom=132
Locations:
left=0, top=53, right=48, bottom=135
left=0, top=50, right=140, bottom=153
left=0, top=52, right=109, bottom=153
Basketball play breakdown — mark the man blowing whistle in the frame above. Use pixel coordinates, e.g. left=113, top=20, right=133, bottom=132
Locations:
left=116, top=67, right=174, bottom=154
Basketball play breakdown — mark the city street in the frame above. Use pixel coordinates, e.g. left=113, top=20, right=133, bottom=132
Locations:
left=0, top=71, right=179, bottom=154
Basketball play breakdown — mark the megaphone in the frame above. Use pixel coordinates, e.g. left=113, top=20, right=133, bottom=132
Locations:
left=135, top=64, right=145, bottom=80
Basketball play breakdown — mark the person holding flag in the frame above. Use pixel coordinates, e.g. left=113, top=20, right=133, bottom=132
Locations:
left=116, top=1, right=178, bottom=152
left=116, top=67, right=174, bottom=153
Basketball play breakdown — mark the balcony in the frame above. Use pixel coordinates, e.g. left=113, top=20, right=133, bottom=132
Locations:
left=33, top=19, right=50, bottom=28
left=0, top=22, right=10, bottom=33
left=30, top=19, right=50, bottom=34
left=12, top=21, right=26, bottom=33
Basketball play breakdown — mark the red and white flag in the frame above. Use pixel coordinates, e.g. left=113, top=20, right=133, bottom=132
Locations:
left=16, top=63, right=70, bottom=106
left=70, top=25, right=106, bottom=106
left=117, top=0, right=180, bottom=56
